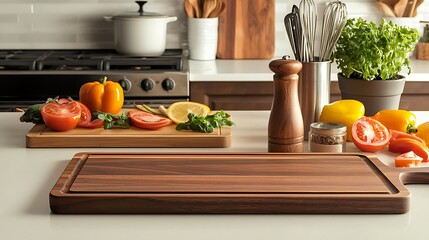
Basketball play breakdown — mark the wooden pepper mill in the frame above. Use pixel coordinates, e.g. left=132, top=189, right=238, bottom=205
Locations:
left=268, top=57, right=304, bottom=152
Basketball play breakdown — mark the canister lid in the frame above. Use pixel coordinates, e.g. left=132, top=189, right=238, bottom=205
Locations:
left=310, top=122, right=347, bottom=135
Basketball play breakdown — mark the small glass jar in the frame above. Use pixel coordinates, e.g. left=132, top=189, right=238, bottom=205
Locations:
left=309, top=122, right=347, bottom=152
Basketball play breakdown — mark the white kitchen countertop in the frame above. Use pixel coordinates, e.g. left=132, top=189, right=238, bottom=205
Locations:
left=189, top=58, right=429, bottom=81
left=1, top=111, right=429, bottom=240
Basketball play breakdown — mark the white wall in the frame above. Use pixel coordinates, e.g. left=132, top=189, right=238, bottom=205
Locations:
left=0, top=0, right=428, bottom=57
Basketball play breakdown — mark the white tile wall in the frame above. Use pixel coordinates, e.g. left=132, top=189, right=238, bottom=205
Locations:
left=0, top=0, right=428, bottom=57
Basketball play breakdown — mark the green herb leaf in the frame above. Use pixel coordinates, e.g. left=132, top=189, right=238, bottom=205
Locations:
left=176, top=110, right=235, bottom=133
left=97, top=111, right=130, bottom=129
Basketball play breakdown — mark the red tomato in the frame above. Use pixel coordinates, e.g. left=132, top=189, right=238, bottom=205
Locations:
left=41, top=101, right=81, bottom=131
left=78, top=119, right=105, bottom=129
left=389, top=138, right=429, bottom=162
left=395, top=151, right=423, bottom=167
left=128, top=110, right=172, bottom=130
left=389, top=129, right=425, bottom=144
left=352, top=117, right=390, bottom=152
left=76, top=102, right=92, bottom=127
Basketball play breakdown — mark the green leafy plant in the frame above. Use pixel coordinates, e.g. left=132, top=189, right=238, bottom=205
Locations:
left=176, top=110, right=235, bottom=133
left=333, top=18, right=419, bottom=81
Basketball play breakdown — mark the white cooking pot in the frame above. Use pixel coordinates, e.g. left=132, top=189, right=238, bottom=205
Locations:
left=105, top=1, right=177, bottom=56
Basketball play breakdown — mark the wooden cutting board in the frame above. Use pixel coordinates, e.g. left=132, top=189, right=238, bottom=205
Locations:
left=26, top=124, right=231, bottom=148
left=50, top=152, right=429, bottom=214
left=216, top=0, right=275, bottom=59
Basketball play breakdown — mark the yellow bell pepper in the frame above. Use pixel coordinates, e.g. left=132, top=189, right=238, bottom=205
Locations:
left=372, top=110, right=417, bottom=134
left=416, top=121, right=429, bottom=148
left=319, top=99, right=365, bottom=141
left=79, top=77, right=124, bottom=114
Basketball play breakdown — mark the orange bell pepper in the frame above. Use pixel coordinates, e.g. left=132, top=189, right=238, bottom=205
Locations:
left=79, top=77, right=124, bottom=114
left=372, top=110, right=417, bottom=134
left=416, top=121, right=429, bottom=148
left=389, top=138, right=429, bottom=162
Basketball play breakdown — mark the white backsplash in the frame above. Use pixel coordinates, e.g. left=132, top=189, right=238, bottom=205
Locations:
left=0, top=0, right=428, bottom=57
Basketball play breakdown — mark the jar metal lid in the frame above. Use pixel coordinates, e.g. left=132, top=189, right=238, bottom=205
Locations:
left=310, top=122, right=347, bottom=135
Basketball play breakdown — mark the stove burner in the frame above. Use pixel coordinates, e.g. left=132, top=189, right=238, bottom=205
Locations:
left=0, top=49, right=184, bottom=71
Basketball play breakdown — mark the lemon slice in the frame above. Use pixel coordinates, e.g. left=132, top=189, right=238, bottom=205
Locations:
left=166, top=101, right=210, bottom=124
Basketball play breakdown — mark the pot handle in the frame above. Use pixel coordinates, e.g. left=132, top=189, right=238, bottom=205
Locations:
left=104, top=16, right=113, bottom=22
left=166, top=16, right=178, bottom=23
left=136, top=1, right=147, bottom=15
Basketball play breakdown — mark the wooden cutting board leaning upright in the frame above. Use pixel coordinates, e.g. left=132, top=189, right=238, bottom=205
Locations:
left=216, top=0, right=275, bottom=59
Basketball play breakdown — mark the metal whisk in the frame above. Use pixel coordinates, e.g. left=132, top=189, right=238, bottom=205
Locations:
left=319, top=1, right=348, bottom=61
left=299, top=0, right=317, bottom=62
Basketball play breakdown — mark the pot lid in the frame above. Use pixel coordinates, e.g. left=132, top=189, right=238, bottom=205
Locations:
left=112, top=1, right=171, bottom=19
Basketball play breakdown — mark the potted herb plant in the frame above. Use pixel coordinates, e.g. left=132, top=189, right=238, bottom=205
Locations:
left=416, top=24, right=429, bottom=60
left=332, top=18, right=420, bottom=116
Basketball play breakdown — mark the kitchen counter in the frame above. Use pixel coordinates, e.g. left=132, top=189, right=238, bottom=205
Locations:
left=1, top=111, right=429, bottom=240
left=189, top=58, right=429, bottom=81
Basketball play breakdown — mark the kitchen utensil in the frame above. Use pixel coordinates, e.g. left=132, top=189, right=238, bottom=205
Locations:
left=403, top=0, right=417, bottom=17
left=26, top=121, right=231, bottom=148
left=202, top=0, right=217, bottom=18
left=184, top=0, right=195, bottom=18
left=208, top=0, right=225, bottom=18
left=268, top=58, right=304, bottom=152
left=284, top=12, right=301, bottom=60
left=319, top=0, right=348, bottom=61
left=50, top=152, right=429, bottom=214
left=216, top=0, right=275, bottom=59
left=299, top=0, right=317, bottom=62
left=412, top=0, right=424, bottom=17
left=188, top=0, right=201, bottom=18
left=394, top=0, right=408, bottom=16
left=376, top=1, right=397, bottom=17
left=105, top=1, right=177, bottom=56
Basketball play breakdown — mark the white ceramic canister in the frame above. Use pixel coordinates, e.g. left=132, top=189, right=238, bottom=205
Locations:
left=105, top=1, right=177, bottom=56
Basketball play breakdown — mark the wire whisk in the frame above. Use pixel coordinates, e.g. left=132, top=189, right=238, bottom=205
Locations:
left=319, top=1, right=348, bottom=61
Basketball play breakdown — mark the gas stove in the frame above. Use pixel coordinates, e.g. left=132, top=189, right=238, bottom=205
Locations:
left=0, top=49, right=189, bottom=112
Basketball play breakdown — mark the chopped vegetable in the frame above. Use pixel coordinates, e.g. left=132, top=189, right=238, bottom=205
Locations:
left=395, top=151, right=423, bottom=168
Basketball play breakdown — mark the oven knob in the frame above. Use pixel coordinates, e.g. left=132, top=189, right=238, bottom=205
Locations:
left=141, top=78, right=155, bottom=92
left=162, top=78, right=175, bottom=91
left=118, top=79, right=132, bottom=92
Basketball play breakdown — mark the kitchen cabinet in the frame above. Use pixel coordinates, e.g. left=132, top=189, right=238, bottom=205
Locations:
left=191, top=81, right=429, bottom=111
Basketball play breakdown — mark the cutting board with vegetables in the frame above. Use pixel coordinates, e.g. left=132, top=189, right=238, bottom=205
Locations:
left=26, top=123, right=231, bottom=148
left=216, top=0, right=275, bottom=59
left=50, top=152, right=429, bottom=214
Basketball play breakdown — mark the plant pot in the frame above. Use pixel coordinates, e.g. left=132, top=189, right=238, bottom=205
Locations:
left=337, top=73, right=406, bottom=116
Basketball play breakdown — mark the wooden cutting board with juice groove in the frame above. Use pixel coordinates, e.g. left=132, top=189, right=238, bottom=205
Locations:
left=216, top=0, right=275, bottom=59
left=50, top=152, right=429, bottom=214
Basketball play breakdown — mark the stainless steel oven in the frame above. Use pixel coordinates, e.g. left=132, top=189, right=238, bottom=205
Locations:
left=0, top=49, right=189, bottom=112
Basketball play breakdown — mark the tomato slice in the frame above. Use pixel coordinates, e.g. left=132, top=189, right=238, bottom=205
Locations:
left=76, top=102, right=92, bottom=127
left=40, top=101, right=81, bottom=131
left=78, top=118, right=105, bottom=129
left=389, top=138, right=429, bottom=162
left=128, top=110, right=172, bottom=130
left=352, top=117, right=390, bottom=152
left=389, top=129, right=425, bottom=144
left=395, top=151, right=423, bottom=167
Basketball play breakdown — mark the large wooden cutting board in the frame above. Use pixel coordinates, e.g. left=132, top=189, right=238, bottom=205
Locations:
left=26, top=124, right=231, bottom=148
left=50, top=152, right=429, bottom=214
left=216, top=0, right=275, bottom=59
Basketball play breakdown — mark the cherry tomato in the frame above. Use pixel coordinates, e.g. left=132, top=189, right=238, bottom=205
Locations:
left=128, top=110, right=172, bottom=130
left=352, top=117, right=390, bottom=152
left=40, top=101, right=81, bottom=131
left=78, top=119, right=105, bottom=129
left=389, top=129, right=425, bottom=144
left=389, top=138, right=429, bottom=162
left=395, top=151, right=423, bottom=168
left=76, top=102, right=92, bottom=127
